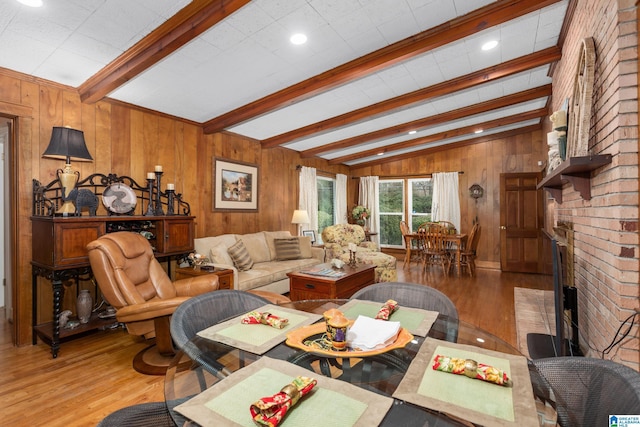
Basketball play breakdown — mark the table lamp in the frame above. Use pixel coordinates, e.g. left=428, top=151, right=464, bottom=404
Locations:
left=42, top=127, right=93, bottom=215
left=291, top=209, right=310, bottom=236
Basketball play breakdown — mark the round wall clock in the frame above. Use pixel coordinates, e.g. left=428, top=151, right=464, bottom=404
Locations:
left=102, top=183, right=137, bottom=214
left=469, top=184, right=484, bottom=199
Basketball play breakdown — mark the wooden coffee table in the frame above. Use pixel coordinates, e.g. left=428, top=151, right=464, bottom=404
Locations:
left=287, top=263, right=375, bottom=301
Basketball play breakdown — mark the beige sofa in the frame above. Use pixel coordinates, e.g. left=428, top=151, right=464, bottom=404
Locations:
left=194, top=231, right=325, bottom=295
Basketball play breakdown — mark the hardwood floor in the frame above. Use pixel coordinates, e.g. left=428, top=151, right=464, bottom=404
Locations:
left=0, top=264, right=551, bottom=426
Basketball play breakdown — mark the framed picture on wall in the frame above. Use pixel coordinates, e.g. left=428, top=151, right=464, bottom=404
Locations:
left=302, top=230, right=316, bottom=243
left=213, top=158, right=259, bottom=211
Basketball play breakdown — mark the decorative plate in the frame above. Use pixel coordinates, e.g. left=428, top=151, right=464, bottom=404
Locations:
left=285, top=321, right=414, bottom=358
left=102, top=183, right=137, bottom=214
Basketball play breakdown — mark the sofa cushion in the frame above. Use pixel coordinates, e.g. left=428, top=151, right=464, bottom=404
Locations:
left=274, top=238, right=302, bottom=260
left=236, top=258, right=319, bottom=291
left=298, top=236, right=313, bottom=259
left=227, top=240, right=254, bottom=271
left=209, top=244, right=234, bottom=267
left=239, top=232, right=271, bottom=263
left=194, top=235, right=238, bottom=256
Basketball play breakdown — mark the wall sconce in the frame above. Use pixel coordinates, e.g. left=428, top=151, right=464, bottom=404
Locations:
left=42, top=127, right=93, bottom=215
left=291, top=209, right=310, bottom=236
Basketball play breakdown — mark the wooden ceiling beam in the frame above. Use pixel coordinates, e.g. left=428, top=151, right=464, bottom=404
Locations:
left=78, top=0, right=250, bottom=104
left=262, top=47, right=560, bottom=148
left=329, top=108, right=548, bottom=164
left=303, top=85, right=552, bottom=158
left=350, top=124, right=542, bottom=169
left=203, top=0, right=562, bottom=133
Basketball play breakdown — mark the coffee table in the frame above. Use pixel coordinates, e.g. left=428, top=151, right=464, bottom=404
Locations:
left=287, top=263, right=375, bottom=301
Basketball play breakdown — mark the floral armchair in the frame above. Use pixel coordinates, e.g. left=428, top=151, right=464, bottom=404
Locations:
left=321, top=224, right=377, bottom=259
left=321, top=224, right=397, bottom=283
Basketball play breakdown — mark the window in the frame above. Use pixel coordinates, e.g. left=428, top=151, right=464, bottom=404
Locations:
left=317, top=176, right=335, bottom=238
left=378, top=178, right=433, bottom=248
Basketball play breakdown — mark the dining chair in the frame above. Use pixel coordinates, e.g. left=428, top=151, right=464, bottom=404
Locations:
left=416, top=222, right=451, bottom=276
left=350, top=281, right=459, bottom=341
left=399, top=220, right=416, bottom=267
left=530, top=357, right=640, bottom=427
left=170, top=290, right=272, bottom=358
left=459, top=223, right=481, bottom=276
left=96, top=401, right=176, bottom=427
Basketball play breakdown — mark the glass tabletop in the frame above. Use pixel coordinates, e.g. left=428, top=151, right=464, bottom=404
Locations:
left=164, top=299, right=539, bottom=427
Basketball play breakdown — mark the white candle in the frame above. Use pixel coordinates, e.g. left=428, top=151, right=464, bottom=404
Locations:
left=154, top=165, right=163, bottom=172
left=167, top=183, right=175, bottom=190
left=147, top=172, right=155, bottom=180
left=349, top=243, right=357, bottom=252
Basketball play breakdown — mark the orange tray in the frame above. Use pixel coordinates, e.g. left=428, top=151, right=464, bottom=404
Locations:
left=285, top=321, right=414, bottom=358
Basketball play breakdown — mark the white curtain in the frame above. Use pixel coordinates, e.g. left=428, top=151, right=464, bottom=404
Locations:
left=432, top=172, right=461, bottom=232
left=358, top=176, right=379, bottom=244
left=298, top=166, right=318, bottom=233
left=335, top=173, right=347, bottom=224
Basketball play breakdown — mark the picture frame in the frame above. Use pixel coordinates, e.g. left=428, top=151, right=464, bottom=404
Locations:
left=302, top=230, right=316, bottom=243
left=213, top=158, right=259, bottom=211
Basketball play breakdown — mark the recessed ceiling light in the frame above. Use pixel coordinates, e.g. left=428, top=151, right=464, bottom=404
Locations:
left=474, top=129, right=484, bottom=134
left=481, top=40, right=498, bottom=51
left=16, top=0, right=43, bottom=7
left=290, top=33, right=307, bottom=45
left=408, top=130, right=417, bottom=135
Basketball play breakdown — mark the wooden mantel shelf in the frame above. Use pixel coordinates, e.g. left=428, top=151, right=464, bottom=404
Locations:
left=537, top=154, right=612, bottom=203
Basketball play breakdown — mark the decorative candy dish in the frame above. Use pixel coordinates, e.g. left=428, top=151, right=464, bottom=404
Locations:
left=285, top=321, right=413, bottom=357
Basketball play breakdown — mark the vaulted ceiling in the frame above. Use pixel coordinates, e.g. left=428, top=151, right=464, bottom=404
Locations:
left=0, top=0, right=571, bottom=167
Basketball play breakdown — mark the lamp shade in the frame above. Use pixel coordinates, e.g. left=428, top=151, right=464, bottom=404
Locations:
left=42, top=127, right=93, bottom=163
left=291, top=209, right=310, bottom=224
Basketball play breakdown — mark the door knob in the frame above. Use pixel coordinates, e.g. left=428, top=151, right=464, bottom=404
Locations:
left=500, top=226, right=506, bottom=230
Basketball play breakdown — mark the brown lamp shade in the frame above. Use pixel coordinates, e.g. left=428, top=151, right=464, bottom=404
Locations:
left=42, top=127, right=93, bottom=163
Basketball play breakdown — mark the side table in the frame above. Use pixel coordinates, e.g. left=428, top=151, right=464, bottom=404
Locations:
left=175, top=266, right=234, bottom=290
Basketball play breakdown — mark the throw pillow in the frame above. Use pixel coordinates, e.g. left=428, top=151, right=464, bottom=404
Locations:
left=227, top=240, right=254, bottom=271
left=274, top=238, right=302, bottom=260
left=298, top=236, right=313, bottom=259
left=209, top=244, right=235, bottom=267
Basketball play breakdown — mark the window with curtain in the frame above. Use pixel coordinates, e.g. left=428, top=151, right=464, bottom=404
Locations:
left=317, top=176, right=336, bottom=237
left=378, top=178, right=433, bottom=248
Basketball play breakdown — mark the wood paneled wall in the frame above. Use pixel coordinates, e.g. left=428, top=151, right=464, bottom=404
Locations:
left=351, top=130, right=546, bottom=268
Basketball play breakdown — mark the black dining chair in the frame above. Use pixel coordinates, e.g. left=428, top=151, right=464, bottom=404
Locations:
left=96, top=402, right=175, bottom=427
left=350, top=282, right=459, bottom=341
left=170, top=290, right=272, bottom=363
left=530, top=357, right=640, bottom=427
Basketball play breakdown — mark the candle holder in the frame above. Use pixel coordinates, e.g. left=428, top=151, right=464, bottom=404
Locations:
left=348, top=250, right=357, bottom=268
left=145, top=177, right=155, bottom=216
left=166, top=189, right=175, bottom=215
left=154, top=171, right=164, bottom=215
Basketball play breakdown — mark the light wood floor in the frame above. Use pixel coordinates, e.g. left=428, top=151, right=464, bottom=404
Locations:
left=0, top=263, right=551, bottom=426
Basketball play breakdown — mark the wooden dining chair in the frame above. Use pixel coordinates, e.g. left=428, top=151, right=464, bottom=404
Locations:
left=399, top=220, right=415, bottom=267
left=416, top=222, right=451, bottom=276
left=460, top=223, right=481, bottom=276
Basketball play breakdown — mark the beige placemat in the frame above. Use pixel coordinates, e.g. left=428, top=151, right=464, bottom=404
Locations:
left=393, top=337, right=539, bottom=427
left=197, top=304, right=322, bottom=355
left=340, top=299, right=438, bottom=336
left=175, top=357, right=393, bottom=427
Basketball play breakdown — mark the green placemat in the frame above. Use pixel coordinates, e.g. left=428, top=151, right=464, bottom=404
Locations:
left=393, top=337, right=540, bottom=427
left=197, top=304, right=322, bottom=354
left=340, top=299, right=438, bottom=336
left=175, top=357, right=393, bottom=427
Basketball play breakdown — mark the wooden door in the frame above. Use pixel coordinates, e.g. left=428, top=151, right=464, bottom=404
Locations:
left=500, top=173, right=543, bottom=273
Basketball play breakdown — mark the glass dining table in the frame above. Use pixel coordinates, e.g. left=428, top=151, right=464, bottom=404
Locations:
left=164, top=299, right=553, bottom=427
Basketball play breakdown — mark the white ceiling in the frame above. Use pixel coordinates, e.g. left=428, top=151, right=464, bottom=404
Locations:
left=0, top=0, right=569, bottom=166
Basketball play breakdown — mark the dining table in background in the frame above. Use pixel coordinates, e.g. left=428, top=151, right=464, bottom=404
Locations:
left=165, top=299, right=549, bottom=427
left=403, top=233, right=467, bottom=274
